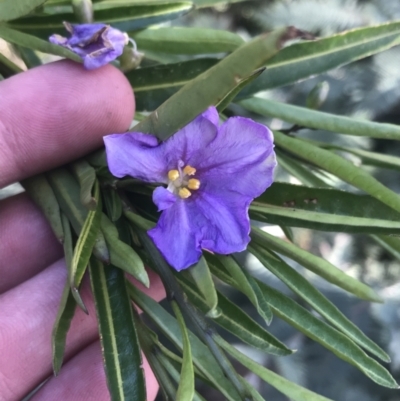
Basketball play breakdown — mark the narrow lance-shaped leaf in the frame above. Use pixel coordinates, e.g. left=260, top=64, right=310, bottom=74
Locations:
left=135, top=26, right=311, bottom=139
left=238, top=21, right=400, bottom=97
left=9, top=2, right=194, bottom=37
left=256, top=280, right=398, bottom=388
left=239, top=96, right=400, bottom=141
left=183, top=256, right=218, bottom=315
left=46, top=168, right=110, bottom=263
left=70, top=159, right=97, bottom=210
left=0, top=26, right=81, bottom=62
left=101, top=214, right=149, bottom=287
left=71, top=180, right=102, bottom=293
left=128, top=283, right=242, bottom=401
left=177, top=274, right=292, bottom=356
left=251, top=227, right=382, bottom=302
left=157, top=353, right=207, bottom=401
left=61, top=208, right=87, bottom=313
left=103, top=188, right=123, bottom=222
left=0, top=51, right=23, bottom=78
left=372, top=235, right=400, bottom=263
left=131, top=27, right=244, bottom=55
left=273, top=130, right=400, bottom=216
left=218, top=337, right=334, bottom=401
left=52, top=213, right=78, bottom=374
left=209, top=258, right=398, bottom=388
left=127, top=58, right=218, bottom=111
left=89, top=259, right=145, bottom=401
left=171, top=301, right=195, bottom=401
left=52, top=281, right=77, bottom=375
left=276, top=149, right=329, bottom=188
left=214, top=254, right=272, bottom=324
left=216, top=67, right=265, bottom=113
left=133, top=314, right=179, bottom=401
left=232, top=179, right=400, bottom=232
left=0, top=0, right=47, bottom=22
left=249, top=243, right=390, bottom=363
left=21, top=174, right=64, bottom=242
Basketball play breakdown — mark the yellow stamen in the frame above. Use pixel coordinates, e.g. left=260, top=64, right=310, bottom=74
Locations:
left=183, top=165, right=196, bottom=176
left=168, top=169, right=179, bottom=181
left=188, top=178, right=200, bottom=190
left=179, top=188, right=191, bottom=199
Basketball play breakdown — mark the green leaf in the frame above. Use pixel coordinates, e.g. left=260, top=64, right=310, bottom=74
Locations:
left=183, top=256, right=218, bottom=315
left=171, top=301, right=195, bottom=401
left=8, top=2, right=194, bottom=36
left=0, top=0, right=47, bottom=22
left=371, top=235, right=400, bottom=263
left=17, top=46, right=42, bottom=68
left=214, top=255, right=272, bottom=324
left=0, top=49, right=24, bottom=77
left=210, top=260, right=398, bottom=387
left=21, top=174, right=64, bottom=242
left=124, top=209, right=155, bottom=231
left=178, top=274, right=292, bottom=356
left=103, top=188, right=123, bottom=222
left=135, top=27, right=309, bottom=139
left=0, top=26, right=81, bottom=62
left=101, top=214, right=149, bottom=287
left=156, top=354, right=207, bottom=401
left=239, top=96, right=400, bottom=141
left=276, top=149, right=330, bottom=188
left=47, top=168, right=110, bottom=263
left=71, top=180, right=102, bottom=293
left=52, top=214, right=77, bottom=374
left=52, top=280, right=77, bottom=375
left=132, top=27, right=243, bottom=54
left=128, top=284, right=242, bottom=401
left=261, top=282, right=398, bottom=388
left=61, top=210, right=88, bottom=313
left=127, top=58, right=217, bottom=111
left=89, top=260, right=145, bottom=401
left=216, top=67, right=265, bottom=113
left=218, top=338, right=334, bottom=401
left=329, top=145, right=400, bottom=171
left=273, top=131, right=400, bottom=215
left=251, top=227, right=382, bottom=302
left=71, top=160, right=97, bottom=210
left=238, top=21, right=400, bottom=97
left=193, top=0, right=246, bottom=6
left=249, top=243, right=389, bottom=363
left=134, top=318, right=179, bottom=400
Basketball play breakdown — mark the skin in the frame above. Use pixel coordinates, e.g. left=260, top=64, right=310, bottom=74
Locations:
left=0, top=60, right=165, bottom=401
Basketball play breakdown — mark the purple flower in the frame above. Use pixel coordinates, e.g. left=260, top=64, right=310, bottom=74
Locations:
left=104, top=107, right=276, bottom=271
left=49, top=22, right=128, bottom=70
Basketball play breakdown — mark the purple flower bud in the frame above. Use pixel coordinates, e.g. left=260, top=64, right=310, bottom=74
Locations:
left=104, top=107, right=277, bottom=271
left=49, top=22, right=128, bottom=70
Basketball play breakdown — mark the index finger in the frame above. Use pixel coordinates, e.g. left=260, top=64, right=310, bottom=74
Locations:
left=0, top=60, right=134, bottom=188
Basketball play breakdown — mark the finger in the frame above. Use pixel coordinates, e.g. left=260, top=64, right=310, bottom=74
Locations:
left=0, top=193, right=62, bottom=293
left=0, top=60, right=135, bottom=188
left=31, top=341, right=159, bottom=401
left=0, top=260, right=164, bottom=401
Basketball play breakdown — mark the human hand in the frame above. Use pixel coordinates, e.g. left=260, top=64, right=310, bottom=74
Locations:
left=0, top=61, right=164, bottom=401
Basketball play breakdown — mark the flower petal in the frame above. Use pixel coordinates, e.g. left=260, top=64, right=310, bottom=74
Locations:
left=67, top=23, right=108, bottom=45
left=153, top=187, right=177, bottom=211
left=200, top=106, right=219, bottom=127
left=162, top=116, right=218, bottom=169
left=186, top=191, right=250, bottom=255
left=148, top=200, right=202, bottom=271
left=196, top=116, right=276, bottom=198
left=49, top=23, right=127, bottom=70
left=104, top=133, right=168, bottom=182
